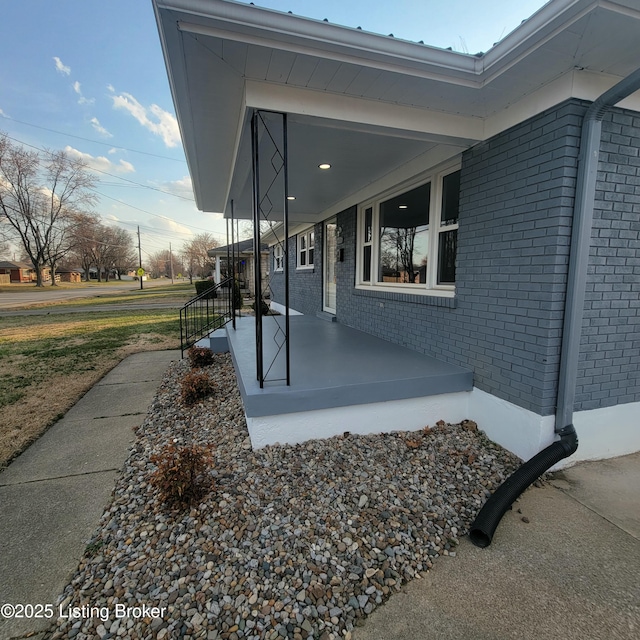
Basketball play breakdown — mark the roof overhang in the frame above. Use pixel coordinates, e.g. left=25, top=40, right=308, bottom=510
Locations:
left=153, top=0, right=640, bottom=221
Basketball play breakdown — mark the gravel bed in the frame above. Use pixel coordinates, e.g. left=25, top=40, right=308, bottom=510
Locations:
left=47, top=353, right=521, bottom=640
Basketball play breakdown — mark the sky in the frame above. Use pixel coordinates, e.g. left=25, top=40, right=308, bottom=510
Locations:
left=0, top=0, right=549, bottom=261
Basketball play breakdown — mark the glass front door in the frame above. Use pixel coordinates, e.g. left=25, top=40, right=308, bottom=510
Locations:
left=324, top=219, right=337, bottom=314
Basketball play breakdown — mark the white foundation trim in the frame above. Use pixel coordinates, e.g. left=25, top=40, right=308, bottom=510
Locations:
left=571, top=401, right=640, bottom=463
left=245, top=385, right=640, bottom=468
left=246, top=392, right=470, bottom=450
left=269, top=300, right=303, bottom=316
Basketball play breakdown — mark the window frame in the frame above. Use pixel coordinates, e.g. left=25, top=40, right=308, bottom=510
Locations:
left=273, top=243, right=284, bottom=272
left=356, top=162, right=460, bottom=297
left=297, top=228, right=315, bottom=270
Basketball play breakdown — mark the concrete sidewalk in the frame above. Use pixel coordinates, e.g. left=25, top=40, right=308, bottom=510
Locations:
left=353, top=451, right=640, bottom=640
left=0, top=350, right=179, bottom=640
left=1, top=347, right=638, bottom=640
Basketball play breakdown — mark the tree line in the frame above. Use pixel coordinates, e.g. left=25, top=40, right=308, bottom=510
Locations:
left=0, top=133, right=220, bottom=286
left=0, top=133, right=137, bottom=285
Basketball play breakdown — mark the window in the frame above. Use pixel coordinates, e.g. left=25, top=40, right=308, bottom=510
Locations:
left=273, top=243, right=284, bottom=272
left=357, top=165, right=460, bottom=294
left=298, top=229, right=314, bottom=269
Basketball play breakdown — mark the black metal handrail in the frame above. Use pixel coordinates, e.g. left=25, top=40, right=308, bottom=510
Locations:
left=180, top=277, right=235, bottom=357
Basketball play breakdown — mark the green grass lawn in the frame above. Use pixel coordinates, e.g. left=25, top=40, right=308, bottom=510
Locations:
left=0, top=296, right=190, bottom=468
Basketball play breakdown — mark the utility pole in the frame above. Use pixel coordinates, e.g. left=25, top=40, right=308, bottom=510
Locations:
left=169, top=242, right=174, bottom=284
left=137, top=226, right=143, bottom=290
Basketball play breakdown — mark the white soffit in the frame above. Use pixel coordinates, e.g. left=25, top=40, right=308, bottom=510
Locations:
left=153, top=0, right=640, bottom=213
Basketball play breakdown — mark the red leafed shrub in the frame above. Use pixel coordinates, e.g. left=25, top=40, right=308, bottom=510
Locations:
left=149, top=443, right=214, bottom=510
left=181, top=371, right=214, bottom=405
left=188, top=346, right=215, bottom=369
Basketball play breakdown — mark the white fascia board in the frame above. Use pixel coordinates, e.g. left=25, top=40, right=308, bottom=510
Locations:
left=154, top=6, right=204, bottom=210
left=571, top=69, right=640, bottom=110
left=479, top=0, right=591, bottom=80
left=483, top=72, right=577, bottom=140
left=245, top=81, right=484, bottom=144
left=166, top=0, right=480, bottom=83
left=483, top=69, right=640, bottom=140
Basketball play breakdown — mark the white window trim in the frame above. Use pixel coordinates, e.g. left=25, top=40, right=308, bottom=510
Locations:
left=273, top=243, right=284, bottom=272
left=356, top=161, right=460, bottom=297
left=297, top=228, right=315, bottom=270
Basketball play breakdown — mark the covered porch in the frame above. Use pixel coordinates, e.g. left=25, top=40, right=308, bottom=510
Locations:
left=222, top=315, right=473, bottom=448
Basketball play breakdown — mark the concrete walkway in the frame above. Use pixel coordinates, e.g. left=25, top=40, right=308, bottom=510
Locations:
left=353, top=451, right=640, bottom=640
left=1, top=347, right=638, bottom=639
left=0, top=350, right=179, bottom=640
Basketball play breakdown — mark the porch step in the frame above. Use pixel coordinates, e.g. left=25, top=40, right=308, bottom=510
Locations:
left=316, top=311, right=336, bottom=322
left=195, top=328, right=229, bottom=353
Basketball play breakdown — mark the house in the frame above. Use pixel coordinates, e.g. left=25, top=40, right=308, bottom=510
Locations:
left=56, top=268, right=83, bottom=283
left=0, top=260, right=33, bottom=284
left=154, top=0, right=640, bottom=464
left=0, top=261, right=51, bottom=283
left=207, top=239, right=269, bottom=297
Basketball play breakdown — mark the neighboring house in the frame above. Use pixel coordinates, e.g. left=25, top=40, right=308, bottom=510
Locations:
left=0, top=261, right=34, bottom=284
left=0, top=261, right=51, bottom=283
left=207, top=239, right=269, bottom=297
left=154, top=0, right=640, bottom=463
left=56, top=268, right=83, bottom=283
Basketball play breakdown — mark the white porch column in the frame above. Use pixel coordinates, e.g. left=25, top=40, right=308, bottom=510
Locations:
left=215, top=255, right=221, bottom=284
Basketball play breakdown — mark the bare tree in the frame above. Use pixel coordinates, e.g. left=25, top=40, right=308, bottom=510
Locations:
left=149, top=249, right=185, bottom=278
left=181, top=232, right=219, bottom=281
left=68, top=213, right=101, bottom=280
left=108, top=227, right=136, bottom=280
left=0, top=134, right=97, bottom=286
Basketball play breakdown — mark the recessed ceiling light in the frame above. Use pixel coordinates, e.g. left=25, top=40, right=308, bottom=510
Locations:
left=318, top=163, right=331, bottom=170
left=287, top=196, right=296, bottom=200
left=399, top=205, right=408, bottom=209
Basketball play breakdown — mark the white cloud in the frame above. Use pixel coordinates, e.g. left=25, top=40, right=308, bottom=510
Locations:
left=160, top=175, right=193, bottom=196
left=111, top=91, right=181, bottom=148
left=64, top=145, right=135, bottom=174
left=107, top=147, right=118, bottom=155
left=53, top=56, right=71, bottom=75
left=107, top=84, right=115, bottom=93
left=0, top=108, right=9, bottom=118
left=71, top=81, right=94, bottom=106
left=147, top=216, right=193, bottom=237
left=90, top=117, right=113, bottom=138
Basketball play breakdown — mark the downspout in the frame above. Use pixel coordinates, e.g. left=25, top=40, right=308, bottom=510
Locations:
left=470, top=68, right=640, bottom=548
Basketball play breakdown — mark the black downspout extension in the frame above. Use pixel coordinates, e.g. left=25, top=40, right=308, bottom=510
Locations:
left=470, top=67, right=640, bottom=548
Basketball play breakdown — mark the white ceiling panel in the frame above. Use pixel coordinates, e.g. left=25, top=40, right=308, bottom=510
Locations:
left=286, top=54, right=319, bottom=86
left=266, top=49, right=298, bottom=83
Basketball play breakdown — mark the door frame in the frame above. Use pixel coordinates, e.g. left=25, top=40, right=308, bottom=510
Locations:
left=323, top=218, right=337, bottom=314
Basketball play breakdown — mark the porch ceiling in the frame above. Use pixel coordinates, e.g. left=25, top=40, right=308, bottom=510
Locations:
left=153, top=0, right=640, bottom=218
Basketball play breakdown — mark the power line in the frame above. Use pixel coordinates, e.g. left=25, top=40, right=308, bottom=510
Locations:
left=92, top=189, right=228, bottom=238
left=0, top=113, right=186, bottom=163
left=2, top=133, right=196, bottom=203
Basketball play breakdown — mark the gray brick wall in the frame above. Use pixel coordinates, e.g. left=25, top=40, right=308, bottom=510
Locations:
left=576, top=108, right=640, bottom=410
left=270, top=223, right=323, bottom=316
left=338, top=100, right=584, bottom=415
left=274, top=99, right=640, bottom=416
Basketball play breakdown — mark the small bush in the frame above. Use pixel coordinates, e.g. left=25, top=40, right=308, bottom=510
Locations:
left=252, top=298, right=270, bottom=315
left=195, top=280, right=217, bottom=298
left=233, top=279, right=243, bottom=311
left=149, top=443, right=213, bottom=510
left=188, top=346, right=214, bottom=368
left=181, top=370, right=214, bottom=405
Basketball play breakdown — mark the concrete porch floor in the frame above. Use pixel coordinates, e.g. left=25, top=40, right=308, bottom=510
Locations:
left=226, top=315, right=473, bottom=420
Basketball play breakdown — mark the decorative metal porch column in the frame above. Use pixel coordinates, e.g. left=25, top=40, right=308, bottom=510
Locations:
left=251, top=109, right=290, bottom=387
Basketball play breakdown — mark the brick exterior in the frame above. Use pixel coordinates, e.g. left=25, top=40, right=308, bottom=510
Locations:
left=270, top=224, right=323, bottom=316
left=576, top=108, right=640, bottom=410
left=273, top=99, right=640, bottom=416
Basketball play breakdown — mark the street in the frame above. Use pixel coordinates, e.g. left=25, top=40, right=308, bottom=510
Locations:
left=0, top=279, right=182, bottom=310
